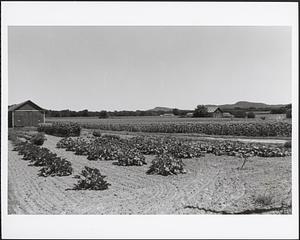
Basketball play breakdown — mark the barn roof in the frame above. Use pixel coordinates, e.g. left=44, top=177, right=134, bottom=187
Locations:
left=206, top=106, right=222, bottom=113
left=8, top=100, right=44, bottom=112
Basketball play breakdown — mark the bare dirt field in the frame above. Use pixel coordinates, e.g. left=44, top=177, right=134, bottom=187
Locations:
left=8, top=133, right=292, bottom=215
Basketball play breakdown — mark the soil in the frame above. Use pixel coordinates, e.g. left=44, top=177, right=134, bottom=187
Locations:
left=8, top=134, right=292, bottom=214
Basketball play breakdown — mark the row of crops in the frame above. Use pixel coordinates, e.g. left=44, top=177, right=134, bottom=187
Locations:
left=56, top=134, right=291, bottom=174
left=12, top=141, right=73, bottom=177
left=9, top=133, right=111, bottom=190
left=10, top=126, right=291, bottom=191
left=77, top=121, right=291, bottom=137
left=38, top=122, right=81, bottom=137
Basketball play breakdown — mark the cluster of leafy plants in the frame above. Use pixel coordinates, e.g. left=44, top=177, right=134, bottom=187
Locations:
left=13, top=141, right=73, bottom=177
left=146, top=153, right=187, bottom=176
left=92, top=130, right=102, bottom=137
left=128, top=136, right=290, bottom=158
left=38, top=122, right=81, bottom=137
left=30, top=132, right=46, bottom=146
left=128, top=136, right=205, bottom=158
left=201, top=140, right=291, bottom=158
left=56, top=135, right=146, bottom=165
left=56, top=134, right=291, bottom=168
left=117, top=149, right=147, bottom=166
left=73, top=166, right=111, bottom=190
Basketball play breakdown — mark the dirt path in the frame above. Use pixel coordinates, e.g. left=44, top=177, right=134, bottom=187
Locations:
left=8, top=135, right=291, bottom=214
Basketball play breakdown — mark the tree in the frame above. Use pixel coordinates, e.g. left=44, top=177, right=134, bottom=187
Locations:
left=99, top=110, right=109, bottom=119
left=80, top=109, right=89, bottom=117
left=233, top=110, right=246, bottom=118
left=172, top=108, right=180, bottom=116
left=270, top=107, right=286, bottom=114
left=193, top=105, right=209, bottom=117
left=286, top=109, right=291, bottom=119
left=247, top=111, right=255, bottom=118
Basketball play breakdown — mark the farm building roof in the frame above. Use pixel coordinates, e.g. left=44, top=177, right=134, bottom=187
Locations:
left=8, top=100, right=44, bottom=112
left=206, top=106, right=222, bottom=113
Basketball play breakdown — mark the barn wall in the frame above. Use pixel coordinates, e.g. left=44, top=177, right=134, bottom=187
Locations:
left=14, top=111, right=44, bottom=127
left=8, top=112, right=12, bottom=127
left=212, top=110, right=223, bottom=118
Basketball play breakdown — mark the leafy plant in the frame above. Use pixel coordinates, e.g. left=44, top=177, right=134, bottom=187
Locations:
left=30, top=132, right=46, bottom=146
left=147, top=153, right=187, bottom=176
left=39, top=158, right=73, bottom=177
left=14, top=140, right=73, bottom=177
left=117, top=149, right=146, bottom=166
left=92, top=130, right=102, bottom=137
left=73, top=166, right=111, bottom=190
left=255, top=192, right=275, bottom=206
left=284, top=141, right=291, bottom=149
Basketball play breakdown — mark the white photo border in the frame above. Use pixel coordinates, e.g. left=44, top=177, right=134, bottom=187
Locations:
left=1, top=2, right=298, bottom=239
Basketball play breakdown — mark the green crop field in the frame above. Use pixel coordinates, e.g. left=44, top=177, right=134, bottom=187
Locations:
left=46, top=116, right=291, bottom=137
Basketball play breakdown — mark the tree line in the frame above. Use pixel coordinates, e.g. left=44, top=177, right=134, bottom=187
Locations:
left=45, top=104, right=291, bottom=119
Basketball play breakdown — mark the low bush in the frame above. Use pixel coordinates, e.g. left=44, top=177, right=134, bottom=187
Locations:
left=255, top=192, right=274, bottom=206
left=92, top=130, right=102, bottom=137
left=117, top=149, right=147, bottom=166
left=38, top=122, right=81, bottom=137
left=284, top=141, right=291, bottom=148
left=39, top=158, right=73, bottom=177
left=147, top=153, right=187, bottom=176
left=247, top=112, right=255, bottom=119
left=30, top=132, right=46, bottom=146
left=73, top=166, right=111, bottom=190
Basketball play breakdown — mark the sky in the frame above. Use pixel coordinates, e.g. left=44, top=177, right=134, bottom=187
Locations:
left=8, top=26, right=291, bottom=111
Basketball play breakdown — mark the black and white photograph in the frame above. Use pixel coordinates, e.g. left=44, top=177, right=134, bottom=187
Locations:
left=1, top=2, right=298, bottom=239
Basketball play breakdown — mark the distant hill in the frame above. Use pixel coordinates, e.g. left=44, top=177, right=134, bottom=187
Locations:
left=219, top=101, right=287, bottom=109
left=205, top=101, right=288, bottom=110
left=148, top=101, right=289, bottom=112
left=147, top=107, right=173, bottom=112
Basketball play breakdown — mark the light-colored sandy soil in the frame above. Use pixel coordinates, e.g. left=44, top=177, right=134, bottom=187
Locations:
left=8, top=135, right=291, bottom=214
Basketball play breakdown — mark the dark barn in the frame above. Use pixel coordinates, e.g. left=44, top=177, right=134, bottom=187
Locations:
left=8, top=100, right=45, bottom=128
left=207, top=106, right=223, bottom=118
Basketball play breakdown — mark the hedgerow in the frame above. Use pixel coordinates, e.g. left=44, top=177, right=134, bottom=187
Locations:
left=38, top=122, right=81, bottom=137
left=80, top=121, right=291, bottom=137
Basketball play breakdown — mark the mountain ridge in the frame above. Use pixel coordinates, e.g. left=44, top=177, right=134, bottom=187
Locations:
left=148, top=101, right=290, bottom=112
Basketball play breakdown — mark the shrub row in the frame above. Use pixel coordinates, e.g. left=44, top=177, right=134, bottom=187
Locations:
left=128, top=136, right=290, bottom=158
left=38, top=122, right=81, bottom=137
left=13, top=141, right=73, bottom=177
left=56, top=135, right=146, bottom=166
